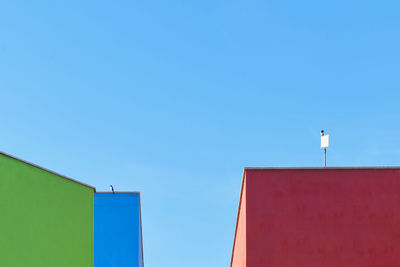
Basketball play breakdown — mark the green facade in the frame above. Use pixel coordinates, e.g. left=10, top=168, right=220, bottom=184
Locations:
left=0, top=153, right=94, bottom=267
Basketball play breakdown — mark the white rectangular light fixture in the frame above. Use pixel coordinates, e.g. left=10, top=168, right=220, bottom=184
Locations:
left=321, top=134, right=330, bottom=148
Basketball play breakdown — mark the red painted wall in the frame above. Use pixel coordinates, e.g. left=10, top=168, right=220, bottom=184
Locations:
left=238, top=168, right=400, bottom=267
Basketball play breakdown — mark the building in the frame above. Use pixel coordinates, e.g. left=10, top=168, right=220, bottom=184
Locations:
left=0, top=151, right=144, bottom=267
left=94, top=192, right=144, bottom=267
left=0, top=152, right=95, bottom=267
left=231, top=168, right=400, bottom=267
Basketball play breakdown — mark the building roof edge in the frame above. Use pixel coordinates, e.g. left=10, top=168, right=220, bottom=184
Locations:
left=244, top=166, right=400, bottom=170
left=0, top=151, right=96, bottom=192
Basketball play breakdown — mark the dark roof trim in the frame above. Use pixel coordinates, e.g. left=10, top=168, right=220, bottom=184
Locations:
left=96, top=191, right=140, bottom=194
left=245, top=166, right=400, bottom=170
left=0, top=151, right=96, bottom=191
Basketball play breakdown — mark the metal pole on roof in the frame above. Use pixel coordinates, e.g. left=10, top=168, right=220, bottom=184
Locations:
left=321, top=130, right=329, bottom=167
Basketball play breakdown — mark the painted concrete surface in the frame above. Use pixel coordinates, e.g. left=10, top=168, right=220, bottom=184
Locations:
left=95, top=192, right=143, bottom=267
left=232, top=168, right=400, bottom=267
left=0, top=152, right=94, bottom=267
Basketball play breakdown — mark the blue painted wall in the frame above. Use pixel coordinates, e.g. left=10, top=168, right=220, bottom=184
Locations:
left=94, top=193, right=143, bottom=267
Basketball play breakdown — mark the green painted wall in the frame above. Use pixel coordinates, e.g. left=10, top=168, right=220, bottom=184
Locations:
left=0, top=153, right=94, bottom=267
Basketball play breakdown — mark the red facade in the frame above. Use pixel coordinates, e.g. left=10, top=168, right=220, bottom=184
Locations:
left=231, top=168, right=400, bottom=267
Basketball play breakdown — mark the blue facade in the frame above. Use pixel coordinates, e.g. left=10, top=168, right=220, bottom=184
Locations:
left=94, top=193, right=143, bottom=267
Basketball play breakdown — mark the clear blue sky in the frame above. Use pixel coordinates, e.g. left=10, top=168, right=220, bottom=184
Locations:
left=1, top=1, right=400, bottom=266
